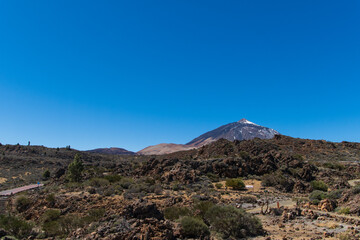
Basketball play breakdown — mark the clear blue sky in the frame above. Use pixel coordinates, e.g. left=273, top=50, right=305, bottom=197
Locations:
left=0, top=0, right=359, bottom=151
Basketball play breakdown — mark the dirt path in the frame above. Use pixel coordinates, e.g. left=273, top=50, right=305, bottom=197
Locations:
left=248, top=198, right=360, bottom=222
left=0, top=183, right=44, bottom=196
left=247, top=198, right=296, bottom=213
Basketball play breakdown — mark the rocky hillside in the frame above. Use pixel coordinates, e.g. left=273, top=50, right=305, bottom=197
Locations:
left=86, top=147, right=136, bottom=155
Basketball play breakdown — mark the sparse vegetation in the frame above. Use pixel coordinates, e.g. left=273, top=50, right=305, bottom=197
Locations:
left=205, top=205, right=263, bottom=238
left=309, top=190, right=328, bottom=204
left=0, top=214, right=33, bottom=239
left=225, top=178, right=245, bottom=190
left=180, top=216, right=210, bottom=238
left=15, top=195, right=31, bottom=213
left=311, top=180, right=328, bottom=192
left=336, top=207, right=350, bottom=215
left=164, top=206, right=191, bottom=220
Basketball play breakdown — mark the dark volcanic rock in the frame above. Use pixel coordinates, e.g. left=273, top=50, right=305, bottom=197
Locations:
left=125, top=200, right=164, bottom=220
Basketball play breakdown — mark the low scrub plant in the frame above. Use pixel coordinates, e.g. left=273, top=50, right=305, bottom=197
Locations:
left=15, top=196, right=31, bottom=213
left=225, top=178, right=245, bottom=190
left=309, top=190, right=328, bottom=204
left=0, top=214, right=33, bottom=239
left=164, top=206, right=191, bottom=220
left=204, top=205, right=263, bottom=238
left=311, top=180, right=328, bottom=192
left=180, top=216, right=210, bottom=238
left=103, top=174, right=122, bottom=183
left=336, top=207, right=350, bottom=215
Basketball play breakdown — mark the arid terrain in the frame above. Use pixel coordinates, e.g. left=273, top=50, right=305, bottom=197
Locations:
left=1, top=135, right=360, bottom=239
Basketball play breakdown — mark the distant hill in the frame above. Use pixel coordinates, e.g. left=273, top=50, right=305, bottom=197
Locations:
left=138, top=119, right=279, bottom=155
left=86, top=147, right=136, bottom=155
left=137, top=143, right=195, bottom=155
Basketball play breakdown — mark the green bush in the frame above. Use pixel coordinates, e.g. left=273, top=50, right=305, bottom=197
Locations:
left=118, top=177, right=134, bottom=189
left=311, top=180, right=328, bottom=192
left=225, top=178, right=245, bottom=190
left=86, top=177, right=110, bottom=187
left=42, top=209, right=61, bottom=223
left=45, top=193, right=56, bottom=206
left=261, top=172, right=294, bottom=192
left=42, top=220, right=62, bottom=236
left=103, top=174, right=122, bottom=183
left=0, top=214, right=33, bottom=238
left=84, top=208, right=106, bottom=222
left=309, top=190, right=328, bottom=204
left=15, top=196, right=31, bottom=213
left=193, top=201, right=214, bottom=218
left=180, top=216, right=210, bottom=238
left=67, top=154, right=84, bottom=182
left=327, top=189, right=344, bottom=200
left=215, top=183, right=223, bottom=189
left=337, top=207, right=350, bottom=215
left=43, top=214, right=85, bottom=237
left=205, top=205, right=263, bottom=238
left=164, top=206, right=191, bottom=220
left=206, top=173, right=219, bottom=182
left=323, top=162, right=345, bottom=170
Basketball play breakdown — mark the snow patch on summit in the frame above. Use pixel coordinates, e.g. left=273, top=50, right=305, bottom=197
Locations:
left=238, top=118, right=259, bottom=126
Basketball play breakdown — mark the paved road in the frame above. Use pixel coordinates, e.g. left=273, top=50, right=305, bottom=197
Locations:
left=0, top=184, right=44, bottom=196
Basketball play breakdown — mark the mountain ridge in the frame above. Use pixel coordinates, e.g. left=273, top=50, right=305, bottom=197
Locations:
left=138, top=119, right=279, bottom=155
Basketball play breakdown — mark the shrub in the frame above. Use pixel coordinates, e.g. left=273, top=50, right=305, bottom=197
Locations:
left=43, top=170, right=51, bottom=180
left=206, top=173, right=219, bottom=182
left=205, top=205, right=263, bottom=238
left=180, top=216, right=210, bottom=238
left=42, top=209, right=61, bottom=223
left=351, top=185, right=360, bottom=195
left=45, top=193, right=56, bottom=206
left=67, top=154, right=84, bottom=182
left=226, top=178, right=245, bottom=190
left=215, top=183, right=223, bottom=189
left=323, top=162, right=345, bottom=170
left=42, top=220, right=62, bottom=236
left=327, top=189, right=344, bottom=200
left=337, top=207, right=350, bottom=215
left=309, top=190, right=328, bottom=204
left=193, top=201, right=214, bottom=218
left=84, top=208, right=105, bottom=222
left=15, top=196, right=31, bottom=212
left=311, top=180, right=328, bottom=192
left=261, top=172, right=294, bottom=192
left=118, top=177, right=134, bottom=189
left=164, top=206, right=191, bottom=220
left=103, top=174, right=122, bottom=183
left=171, top=181, right=183, bottom=191
left=86, top=178, right=110, bottom=187
left=0, top=214, right=33, bottom=238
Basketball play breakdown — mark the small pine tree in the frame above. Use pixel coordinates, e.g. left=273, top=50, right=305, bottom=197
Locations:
left=43, top=170, right=51, bottom=180
left=67, top=154, right=84, bottom=182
